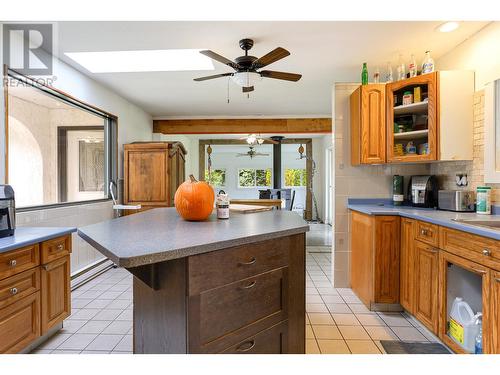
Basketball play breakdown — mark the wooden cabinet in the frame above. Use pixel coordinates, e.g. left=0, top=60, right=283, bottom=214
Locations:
left=133, top=234, right=305, bottom=354
left=350, top=84, right=386, bottom=165
left=400, top=218, right=415, bottom=314
left=41, top=255, right=71, bottom=334
left=438, top=250, right=491, bottom=353
left=124, top=142, right=187, bottom=210
left=350, top=211, right=400, bottom=308
left=387, top=71, right=474, bottom=163
left=490, top=270, right=500, bottom=354
left=414, top=240, right=439, bottom=334
left=0, top=234, right=72, bottom=353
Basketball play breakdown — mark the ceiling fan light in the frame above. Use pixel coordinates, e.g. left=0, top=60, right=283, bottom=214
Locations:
left=257, top=138, right=264, bottom=145
left=231, top=72, right=262, bottom=87
left=246, top=134, right=257, bottom=145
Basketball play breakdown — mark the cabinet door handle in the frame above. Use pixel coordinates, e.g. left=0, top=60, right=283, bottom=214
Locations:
left=236, top=339, right=255, bottom=352
left=56, top=244, right=64, bottom=251
left=241, top=281, right=256, bottom=289
left=472, top=268, right=487, bottom=274
left=482, top=249, right=492, bottom=256
left=10, top=287, right=18, bottom=295
left=429, top=248, right=439, bottom=254
left=8, top=259, right=17, bottom=267
left=238, top=257, right=256, bottom=266
left=420, top=229, right=428, bottom=236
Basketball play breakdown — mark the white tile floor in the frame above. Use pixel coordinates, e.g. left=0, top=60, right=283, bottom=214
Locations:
left=31, top=250, right=440, bottom=354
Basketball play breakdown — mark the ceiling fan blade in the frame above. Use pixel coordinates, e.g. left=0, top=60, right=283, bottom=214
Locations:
left=260, top=70, right=302, bottom=82
left=242, top=86, right=254, bottom=93
left=260, top=137, right=279, bottom=144
left=254, top=153, right=270, bottom=156
left=199, top=50, right=239, bottom=69
left=193, top=73, right=233, bottom=82
left=252, top=47, right=290, bottom=68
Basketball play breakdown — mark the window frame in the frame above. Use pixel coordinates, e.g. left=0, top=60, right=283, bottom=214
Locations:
left=237, top=168, right=272, bottom=189
left=4, top=67, right=118, bottom=211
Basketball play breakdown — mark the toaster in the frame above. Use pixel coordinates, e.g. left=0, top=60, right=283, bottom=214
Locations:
left=438, top=190, right=475, bottom=212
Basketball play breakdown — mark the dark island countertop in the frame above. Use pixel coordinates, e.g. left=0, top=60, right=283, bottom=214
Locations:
left=78, top=208, right=309, bottom=268
left=0, top=227, right=77, bottom=254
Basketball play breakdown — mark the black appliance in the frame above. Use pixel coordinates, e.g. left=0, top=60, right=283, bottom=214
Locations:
left=407, top=175, right=439, bottom=208
left=0, top=185, right=15, bottom=238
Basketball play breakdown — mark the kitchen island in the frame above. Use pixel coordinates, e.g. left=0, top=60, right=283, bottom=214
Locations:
left=78, top=208, right=308, bottom=354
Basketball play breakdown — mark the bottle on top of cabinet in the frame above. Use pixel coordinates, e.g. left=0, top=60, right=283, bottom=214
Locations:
left=385, top=61, right=393, bottom=82
left=409, top=54, right=418, bottom=77
left=422, top=51, right=435, bottom=74
left=361, top=63, right=369, bottom=85
left=373, top=67, right=380, bottom=83
left=398, top=54, right=406, bottom=80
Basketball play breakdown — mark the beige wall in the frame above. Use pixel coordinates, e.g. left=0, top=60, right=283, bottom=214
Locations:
left=333, top=83, right=429, bottom=287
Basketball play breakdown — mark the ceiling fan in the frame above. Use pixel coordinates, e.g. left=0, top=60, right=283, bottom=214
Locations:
left=240, top=134, right=279, bottom=145
left=194, top=38, right=302, bottom=93
left=236, top=146, right=270, bottom=159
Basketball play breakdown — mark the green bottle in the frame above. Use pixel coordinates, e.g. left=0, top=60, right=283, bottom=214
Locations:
left=361, top=63, right=368, bottom=85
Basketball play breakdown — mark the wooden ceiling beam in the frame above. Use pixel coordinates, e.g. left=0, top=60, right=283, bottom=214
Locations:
left=153, top=118, right=332, bottom=135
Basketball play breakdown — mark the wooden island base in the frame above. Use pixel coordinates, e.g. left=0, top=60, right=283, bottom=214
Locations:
left=128, top=234, right=305, bottom=354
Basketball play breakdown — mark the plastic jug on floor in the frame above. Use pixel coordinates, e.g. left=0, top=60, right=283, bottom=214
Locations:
left=449, top=297, right=481, bottom=352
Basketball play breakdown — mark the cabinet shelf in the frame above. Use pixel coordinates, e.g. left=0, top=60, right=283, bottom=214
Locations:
left=393, top=129, right=429, bottom=141
left=394, top=101, right=428, bottom=115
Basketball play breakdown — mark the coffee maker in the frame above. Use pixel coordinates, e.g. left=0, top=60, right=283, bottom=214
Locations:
left=0, top=185, right=15, bottom=238
left=407, top=175, right=439, bottom=208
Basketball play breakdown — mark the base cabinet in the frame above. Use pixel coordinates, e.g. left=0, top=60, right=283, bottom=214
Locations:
left=0, top=292, right=40, bottom=354
left=489, top=270, right=500, bottom=353
left=399, top=218, right=415, bottom=314
left=0, top=235, right=71, bottom=353
left=414, top=240, right=439, bottom=334
left=41, top=255, right=71, bottom=334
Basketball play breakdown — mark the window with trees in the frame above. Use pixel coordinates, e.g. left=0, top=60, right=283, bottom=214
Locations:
left=205, top=169, right=226, bottom=186
left=284, top=168, right=307, bottom=187
left=238, top=168, right=272, bottom=188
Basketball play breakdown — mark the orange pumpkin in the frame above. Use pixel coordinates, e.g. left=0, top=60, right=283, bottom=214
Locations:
left=174, top=175, right=215, bottom=221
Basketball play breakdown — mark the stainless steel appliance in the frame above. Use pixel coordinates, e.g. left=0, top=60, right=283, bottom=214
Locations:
left=0, top=185, right=15, bottom=238
left=438, top=190, right=475, bottom=212
left=407, top=175, right=439, bottom=208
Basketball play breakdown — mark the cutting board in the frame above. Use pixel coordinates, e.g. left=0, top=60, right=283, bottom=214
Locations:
left=229, top=204, right=273, bottom=214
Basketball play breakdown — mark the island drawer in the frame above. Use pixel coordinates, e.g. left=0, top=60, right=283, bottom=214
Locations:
left=220, top=321, right=288, bottom=354
left=415, top=221, right=439, bottom=247
left=0, top=268, right=40, bottom=309
left=41, top=235, right=72, bottom=264
left=0, top=244, right=40, bottom=281
left=188, top=267, right=288, bottom=351
left=188, top=236, right=292, bottom=295
left=439, top=227, right=500, bottom=270
left=0, top=291, right=40, bottom=354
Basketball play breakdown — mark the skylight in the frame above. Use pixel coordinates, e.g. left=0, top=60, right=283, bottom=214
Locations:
left=64, top=49, right=215, bottom=73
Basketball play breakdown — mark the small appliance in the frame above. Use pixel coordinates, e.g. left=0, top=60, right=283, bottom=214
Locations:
left=0, top=185, right=15, bottom=238
left=438, top=190, right=475, bottom=212
left=407, top=175, right=439, bottom=208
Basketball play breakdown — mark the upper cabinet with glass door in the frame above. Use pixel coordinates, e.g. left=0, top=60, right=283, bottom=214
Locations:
left=387, top=71, right=475, bottom=163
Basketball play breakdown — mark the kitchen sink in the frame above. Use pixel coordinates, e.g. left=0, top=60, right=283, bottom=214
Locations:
left=452, top=219, right=500, bottom=230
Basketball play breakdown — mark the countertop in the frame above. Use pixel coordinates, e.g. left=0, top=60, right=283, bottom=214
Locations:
left=348, top=202, right=500, bottom=240
left=0, top=226, right=77, bottom=254
left=78, top=207, right=309, bottom=268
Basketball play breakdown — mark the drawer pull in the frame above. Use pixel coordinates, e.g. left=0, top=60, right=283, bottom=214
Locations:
left=472, top=268, right=487, bottom=274
left=8, top=259, right=17, bottom=267
left=482, top=249, right=492, bottom=256
left=238, top=257, right=256, bottom=266
left=420, top=229, right=428, bottom=236
left=241, top=281, right=256, bottom=289
left=236, top=339, right=255, bottom=352
left=10, top=287, right=18, bottom=295
left=57, top=244, right=64, bottom=251
left=429, top=248, right=439, bottom=254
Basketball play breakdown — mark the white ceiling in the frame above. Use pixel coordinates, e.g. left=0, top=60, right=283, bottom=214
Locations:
left=55, top=21, right=489, bottom=118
